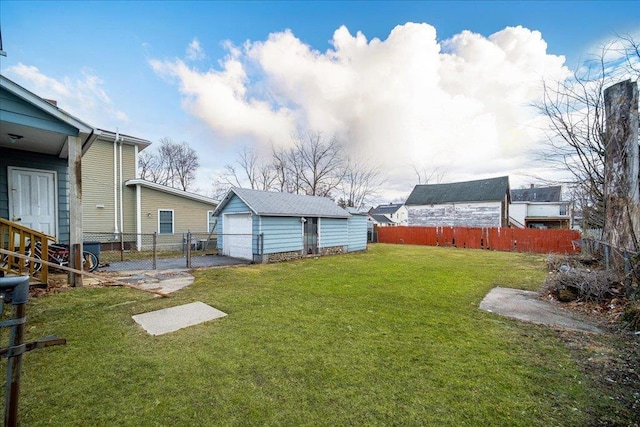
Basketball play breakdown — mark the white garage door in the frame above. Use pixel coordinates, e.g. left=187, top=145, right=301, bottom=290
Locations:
left=223, top=213, right=253, bottom=260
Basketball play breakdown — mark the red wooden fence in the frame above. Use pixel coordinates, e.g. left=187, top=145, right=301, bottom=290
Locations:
left=377, top=226, right=581, bottom=254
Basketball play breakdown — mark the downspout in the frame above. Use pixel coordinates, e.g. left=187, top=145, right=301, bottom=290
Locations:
left=119, top=137, right=124, bottom=236
left=135, top=183, right=142, bottom=250
left=113, top=130, right=119, bottom=235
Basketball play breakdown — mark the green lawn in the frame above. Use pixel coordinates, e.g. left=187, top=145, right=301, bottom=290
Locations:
left=3, top=244, right=625, bottom=425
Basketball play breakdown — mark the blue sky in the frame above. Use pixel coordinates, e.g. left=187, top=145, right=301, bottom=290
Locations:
left=1, top=1, right=638, bottom=201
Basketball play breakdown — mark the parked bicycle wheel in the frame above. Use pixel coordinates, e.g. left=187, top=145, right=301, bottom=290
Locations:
left=82, top=251, right=99, bottom=272
left=29, top=251, right=43, bottom=272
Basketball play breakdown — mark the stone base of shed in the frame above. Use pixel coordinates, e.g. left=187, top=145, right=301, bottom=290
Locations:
left=319, top=246, right=346, bottom=256
left=256, top=245, right=349, bottom=263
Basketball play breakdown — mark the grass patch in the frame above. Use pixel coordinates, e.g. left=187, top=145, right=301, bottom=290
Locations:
left=3, top=244, right=626, bottom=425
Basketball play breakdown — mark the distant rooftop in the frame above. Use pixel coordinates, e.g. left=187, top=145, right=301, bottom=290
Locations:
left=406, top=176, right=510, bottom=205
left=511, top=185, right=562, bottom=203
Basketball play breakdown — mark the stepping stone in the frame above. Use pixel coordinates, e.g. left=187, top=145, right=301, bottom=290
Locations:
left=132, top=302, right=227, bottom=336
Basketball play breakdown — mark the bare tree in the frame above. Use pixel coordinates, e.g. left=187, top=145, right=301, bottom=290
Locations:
left=216, top=146, right=275, bottom=191
left=535, top=36, right=640, bottom=229
left=411, top=163, right=446, bottom=185
left=139, top=137, right=200, bottom=191
left=337, top=158, right=385, bottom=209
left=291, top=131, right=345, bottom=196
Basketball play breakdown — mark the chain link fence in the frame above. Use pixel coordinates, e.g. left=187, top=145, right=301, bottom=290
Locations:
left=83, top=232, right=220, bottom=271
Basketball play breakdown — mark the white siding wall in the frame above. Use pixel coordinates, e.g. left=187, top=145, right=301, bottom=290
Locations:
left=407, top=202, right=502, bottom=227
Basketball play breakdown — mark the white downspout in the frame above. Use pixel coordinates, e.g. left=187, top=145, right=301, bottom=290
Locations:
left=119, top=137, right=124, bottom=236
left=113, top=130, right=119, bottom=235
left=135, top=184, right=142, bottom=250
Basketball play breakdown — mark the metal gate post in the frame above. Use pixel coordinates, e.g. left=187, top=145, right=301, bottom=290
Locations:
left=1, top=276, right=29, bottom=427
left=152, top=232, right=157, bottom=270
left=186, top=231, right=192, bottom=268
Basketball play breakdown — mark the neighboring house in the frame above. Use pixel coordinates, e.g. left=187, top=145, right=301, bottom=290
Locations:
left=368, top=203, right=408, bottom=226
left=82, top=130, right=151, bottom=237
left=125, top=179, right=218, bottom=249
left=212, top=187, right=367, bottom=263
left=1, top=74, right=98, bottom=245
left=1, top=73, right=218, bottom=259
left=368, top=214, right=395, bottom=229
left=81, top=127, right=218, bottom=250
left=509, top=185, right=571, bottom=229
left=405, top=176, right=511, bottom=227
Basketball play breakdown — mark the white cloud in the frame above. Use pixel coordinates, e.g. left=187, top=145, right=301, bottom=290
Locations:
left=186, top=38, right=206, bottom=61
left=151, top=23, right=571, bottom=199
left=4, top=63, right=129, bottom=129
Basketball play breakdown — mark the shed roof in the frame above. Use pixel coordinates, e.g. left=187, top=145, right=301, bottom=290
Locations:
left=511, top=186, right=562, bottom=202
left=405, top=176, right=510, bottom=205
left=214, top=187, right=351, bottom=218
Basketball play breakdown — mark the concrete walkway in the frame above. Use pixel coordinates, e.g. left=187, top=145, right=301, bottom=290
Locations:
left=480, top=287, right=602, bottom=333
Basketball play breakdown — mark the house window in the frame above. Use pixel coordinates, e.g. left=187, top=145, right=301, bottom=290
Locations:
left=158, top=210, right=174, bottom=234
left=207, top=211, right=216, bottom=232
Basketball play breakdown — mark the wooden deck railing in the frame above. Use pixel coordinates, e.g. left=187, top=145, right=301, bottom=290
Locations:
left=0, top=218, right=56, bottom=284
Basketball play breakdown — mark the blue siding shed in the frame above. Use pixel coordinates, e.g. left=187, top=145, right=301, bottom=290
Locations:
left=212, top=188, right=367, bottom=263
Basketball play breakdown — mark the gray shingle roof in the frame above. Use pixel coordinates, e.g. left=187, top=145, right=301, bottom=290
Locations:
left=370, top=203, right=403, bottom=215
left=511, top=186, right=561, bottom=202
left=217, top=187, right=351, bottom=218
left=369, top=214, right=394, bottom=225
left=405, top=176, right=510, bottom=205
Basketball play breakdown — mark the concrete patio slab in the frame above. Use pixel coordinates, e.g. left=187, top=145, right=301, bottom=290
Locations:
left=132, top=301, right=227, bottom=336
left=480, top=286, right=602, bottom=333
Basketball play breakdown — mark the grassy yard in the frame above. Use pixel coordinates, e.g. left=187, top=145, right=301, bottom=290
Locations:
left=2, top=244, right=629, bottom=425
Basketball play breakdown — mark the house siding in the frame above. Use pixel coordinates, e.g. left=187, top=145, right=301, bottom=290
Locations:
left=347, top=214, right=368, bottom=252
left=0, top=147, right=70, bottom=242
left=138, top=186, right=217, bottom=250
left=407, top=202, right=502, bottom=228
left=83, top=139, right=138, bottom=233
left=140, top=187, right=217, bottom=234
left=260, top=216, right=303, bottom=254
left=319, top=217, right=348, bottom=248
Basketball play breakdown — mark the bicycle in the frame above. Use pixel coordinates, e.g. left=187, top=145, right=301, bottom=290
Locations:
left=5, top=241, right=100, bottom=273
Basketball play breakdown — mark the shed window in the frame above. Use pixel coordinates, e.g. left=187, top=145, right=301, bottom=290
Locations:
left=159, top=210, right=174, bottom=234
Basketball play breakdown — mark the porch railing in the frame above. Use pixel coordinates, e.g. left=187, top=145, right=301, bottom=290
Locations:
left=0, top=218, right=55, bottom=284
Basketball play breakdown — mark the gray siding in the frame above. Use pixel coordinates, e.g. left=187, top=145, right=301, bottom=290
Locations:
left=347, top=214, right=368, bottom=252
left=260, top=216, right=303, bottom=254
left=407, top=202, right=502, bottom=227
left=320, top=218, right=348, bottom=248
left=0, top=147, right=70, bottom=242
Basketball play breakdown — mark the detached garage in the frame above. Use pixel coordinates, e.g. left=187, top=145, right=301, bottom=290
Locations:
left=212, top=187, right=367, bottom=263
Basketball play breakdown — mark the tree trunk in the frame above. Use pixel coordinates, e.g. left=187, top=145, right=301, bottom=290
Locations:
left=602, top=80, right=639, bottom=254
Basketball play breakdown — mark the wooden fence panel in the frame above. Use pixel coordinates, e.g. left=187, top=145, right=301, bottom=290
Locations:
left=378, top=226, right=581, bottom=254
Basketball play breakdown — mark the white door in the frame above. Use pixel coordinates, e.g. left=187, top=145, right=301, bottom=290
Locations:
left=223, top=213, right=253, bottom=260
left=8, top=167, right=58, bottom=237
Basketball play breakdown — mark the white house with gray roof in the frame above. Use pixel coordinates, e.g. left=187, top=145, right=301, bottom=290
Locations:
left=212, top=187, right=367, bottom=263
left=405, top=176, right=510, bottom=228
